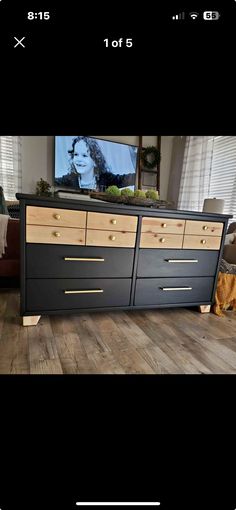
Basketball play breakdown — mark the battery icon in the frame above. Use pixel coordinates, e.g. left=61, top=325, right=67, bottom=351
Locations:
left=203, top=11, right=220, bottom=20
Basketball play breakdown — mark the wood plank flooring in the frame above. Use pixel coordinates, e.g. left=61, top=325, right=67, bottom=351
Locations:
left=1, top=289, right=236, bottom=374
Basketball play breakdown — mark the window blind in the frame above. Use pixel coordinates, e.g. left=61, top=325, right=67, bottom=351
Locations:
left=0, top=136, right=22, bottom=201
left=209, top=136, right=236, bottom=222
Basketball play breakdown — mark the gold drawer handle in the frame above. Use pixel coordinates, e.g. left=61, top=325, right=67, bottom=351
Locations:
left=201, top=239, right=206, bottom=244
left=54, top=232, right=61, bottom=237
left=110, top=235, right=116, bottom=241
left=162, top=223, right=167, bottom=228
left=64, top=289, right=103, bottom=294
left=167, top=259, right=198, bottom=263
left=160, top=238, right=165, bottom=243
left=64, top=257, right=105, bottom=262
left=111, top=219, right=117, bottom=225
left=161, top=287, right=192, bottom=291
left=54, top=214, right=61, bottom=220
left=203, top=225, right=208, bottom=230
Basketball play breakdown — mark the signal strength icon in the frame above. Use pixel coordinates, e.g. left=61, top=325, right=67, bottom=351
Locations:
left=172, top=12, right=185, bottom=20
left=190, top=12, right=199, bottom=19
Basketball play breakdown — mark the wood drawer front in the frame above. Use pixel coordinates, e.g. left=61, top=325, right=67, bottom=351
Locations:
left=26, top=245, right=135, bottom=278
left=86, top=229, right=136, bottom=247
left=26, top=278, right=132, bottom=311
left=183, top=235, right=221, bottom=250
left=87, top=212, right=137, bottom=232
left=135, top=277, right=214, bottom=306
left=140, top=233, right=183, bottom=249
left=141, top=216, right=185, bottom=234
left=26, top=206, right=86, bottom=228
left=26, top=225, right=85, bottom=245
left=137, top=249, right=219, bottom=278
left=185, top=220, right=223, bottom=236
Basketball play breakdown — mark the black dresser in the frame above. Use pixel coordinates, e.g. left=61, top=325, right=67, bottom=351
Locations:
left=16, top=194, right=232, bottom=326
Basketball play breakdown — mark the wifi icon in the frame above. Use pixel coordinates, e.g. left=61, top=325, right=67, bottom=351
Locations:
left=190, top=12, right=199, bottom=19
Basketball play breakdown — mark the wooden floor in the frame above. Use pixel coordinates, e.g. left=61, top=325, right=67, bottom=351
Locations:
left=1, top=289, right=236, bottom=374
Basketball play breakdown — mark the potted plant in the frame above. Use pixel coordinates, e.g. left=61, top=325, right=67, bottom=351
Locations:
left=35, top=178, right=52, bottom=197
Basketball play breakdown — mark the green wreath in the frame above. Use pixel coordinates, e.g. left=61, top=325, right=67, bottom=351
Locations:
left=141, top=146, right=161, bottom=169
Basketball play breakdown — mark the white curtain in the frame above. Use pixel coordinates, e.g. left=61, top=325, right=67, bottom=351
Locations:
left=0, top=136, right=22, bottom=200
left=177, top=136, right=214, bottom=211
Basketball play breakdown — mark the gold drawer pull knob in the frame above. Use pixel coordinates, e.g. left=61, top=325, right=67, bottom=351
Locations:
left=54, top=214, right=61, bottom=220
left=162, top=223, right=167, bottom=228
left=111, top=219, right=117, bottom=225
left=160, top=238, right=165, bottom=243
left=54, top=232, right=61, bottom=237
left=110, top=235, right=116, bottom=241
left=203, top=225, right=208, bottom=230
left=201, top=239, right=206, bottom=244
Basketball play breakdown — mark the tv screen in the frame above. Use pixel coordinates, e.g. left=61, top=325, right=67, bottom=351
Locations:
left=54, top=136, right=138, bottom=192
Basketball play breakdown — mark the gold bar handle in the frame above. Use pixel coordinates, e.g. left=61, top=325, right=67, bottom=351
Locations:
left=161, top=287, right=192, bottom=291
left=64, top=289, right=104, bottom=294
left=64, top=257, right=105, bottom=262
left=166, top=259, right=198, bottom=263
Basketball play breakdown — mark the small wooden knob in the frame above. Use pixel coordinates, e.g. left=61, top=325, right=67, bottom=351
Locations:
left=162, top=223, right=167, bottom=228
left=160, top=238, right=165, bottom=243
left=110, top=235, right=116, bottom=241
left=111, top=219, right=117, bottom=225
left=203, top=225, right=208, bottom=230
left=201, top=239, right=206, bottom=244
left=54, top=214, right=61, bottom=220
left=54, top=232, right=61, bottom=237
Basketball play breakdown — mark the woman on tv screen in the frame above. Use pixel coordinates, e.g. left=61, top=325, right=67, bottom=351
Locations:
left=55, top=136, right=137, bottom=191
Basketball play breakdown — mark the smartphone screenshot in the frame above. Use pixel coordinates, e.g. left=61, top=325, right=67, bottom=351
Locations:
left=0, top=2, right=236, bottom=510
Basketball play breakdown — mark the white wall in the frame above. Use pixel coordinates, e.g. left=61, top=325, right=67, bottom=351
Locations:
left=22, top=136, right=53, bottom=194
left=21, top=135, right=174, bottom=199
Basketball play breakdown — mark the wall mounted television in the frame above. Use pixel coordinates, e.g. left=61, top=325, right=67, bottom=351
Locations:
left=54, top=136, right=138, bottom=192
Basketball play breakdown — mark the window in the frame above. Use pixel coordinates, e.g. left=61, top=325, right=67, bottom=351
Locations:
left=178, top=136, right=236, bottom=221
left=209, top=136, right=236, bottom=221
left=0, top=136, right=22, bottom=201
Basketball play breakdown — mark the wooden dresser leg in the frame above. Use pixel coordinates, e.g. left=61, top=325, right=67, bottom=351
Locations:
left=23, top=315, right=41, bottom=326
left=199, top=305, right=211, bottom=314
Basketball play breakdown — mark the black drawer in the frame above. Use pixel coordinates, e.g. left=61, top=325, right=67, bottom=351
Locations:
left=135, top=277, right=214, bottom=306
left=26, top=278, right=132, bottom=311
left=26, top=245, right=134, bottom=278
left=137, top=249, right=219, bottom=277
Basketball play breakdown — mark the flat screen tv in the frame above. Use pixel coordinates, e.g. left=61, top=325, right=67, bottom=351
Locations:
left=54, top=136, right=138, bottom=192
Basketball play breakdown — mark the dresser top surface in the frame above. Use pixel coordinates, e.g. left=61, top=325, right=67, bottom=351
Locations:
left=16, top=193, right=233, bottom=221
